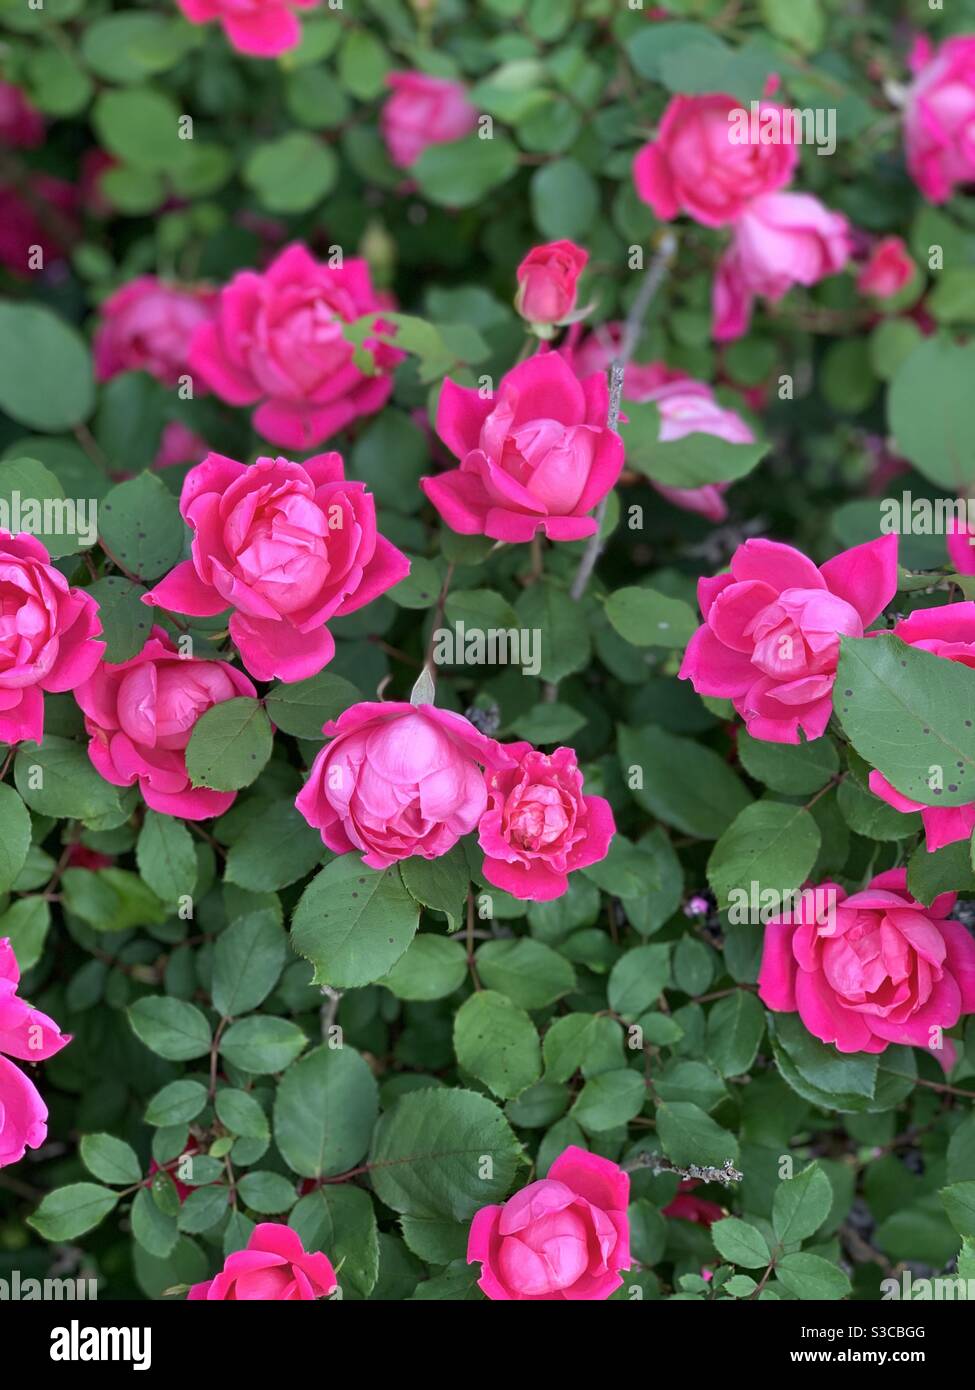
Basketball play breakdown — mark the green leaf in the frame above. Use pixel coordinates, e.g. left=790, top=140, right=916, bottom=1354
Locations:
left=291, top=856, right=419, bottom=988
left=82, top=576, right=151, bottom=661
left=571, top=1069, right=645, bottom=1133
left=218, top=1015, right=308, bottom=1074
left=608, top=944, right=671, bottom=1018
left=835, top=634, right=975, bottom=807
left=706, top=991, right=765, bottom=1078
left=290, top=1186, right=377, bottom=1298
left=29, top=1184, right=118, bottom=1240
left=264, top=670, right=362, bottom=739
left=605, top=588, right=697, bottom=650
left=0, top=456, right=90, bottom=556
left=510, top=702, right=586, bottom=744
left=243, top=133, right=338, bottom=214
left=215, top=1088, right=269, bottom=1141
left=399, top=845, right=469, bottom=931
left=380, top=934, right=468, bottom=1002
left=128, top=996, right=212, bottom=1061
left=136, top=809, right=197, bottom=903
left=655, top=1100, right=739, bottom=1167
left=776, top=1252, right=851, bottom=1300
left=145, top=1080, right=208, bottom=1127
left=711, top=1216, right=770, bottom=1269
left=132, top=1187, right=178, bottom=1257
left=530, top=158, right=599, bottom=240
left=368, top=1088, right=523, bottom=1221
left=736, top=731, right=839, bottom=796
left=908, top=839, right=975, bottom=906
left=623, top=400, right=767, bottom=488
left=619, top=724, right=752, bottom=838
left=773, top=1162, right=832, bottom=1244
left=888, top=337, right=975, bottom=489
left=707, top=802, right=820, bottom=910
left=759, top=0, right=824, bottom=52
left=274, top=1045, right=378, bottom=1178
left=99, top=471, right=185, bottom=581
left=225, top=800, right=324, bottom=892
left=543, top=1013, right=623, bottom=1082
left=475, top=938, right=576, bottom=1010
left=92, top=88, right=183, bottom=172
left=515, top=581, right=591, bottom=683
left=178, top=1186, right=230, bottom=1235
left=413, top=134, right=520, bottom=209
left=0, top=304, right=93, bottom=430
left=80, top=1133, right=142, bottom=1186
left=80, top=13, right=197, bottom=83
left=0, top=897, right=51, bottom=972
left=941, top=1180, right=975, bottom=1237
left=454, top=990, right=542, bottom=1100
left=237, top=1170, right=297, bottom=1215
left=211, top=910, right=288, bottom=1017
left=185, top=698, right=273, bottom=792
left=0, top=783, right=31, bottom=895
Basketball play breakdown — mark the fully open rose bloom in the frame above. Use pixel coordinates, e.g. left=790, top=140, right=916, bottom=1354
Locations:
left=381, top=71, right=478, bottom=168
left=0, top=531, right=104, bottom=745
left=713, top=191, right=852, bottom=341
left=633, top=93, right=797, bottom=227
left=515, top=240, right=589, bottom=325
left=420, top=353, right=624, bottom=542
left=144, top=452, right=409, bottom=682
left=679, top=534, right=898, bottom=743
left=468, top=1146, right=630, bottom=1300
left=189, top=243, right=402, bottom=451
left=175, top=0, right=320, bottom=57
left=856, top=236, right=916, bottom=298
left=296, top=701, right=510, bottom=868
left=94, top=277, right=215, bottom=386
left=478, top=742, right=615, bottom=901
left=188, top=1223, right=336, bottom=1300
left=867, top=604, right=975, bottom=851
left=904, top=35, right=975, bottom=203
left=74, top=627, right=256, bottom=820
left=759, top=869, right=975, bottom=1057
left=0, top=939, right=71, bottom=1169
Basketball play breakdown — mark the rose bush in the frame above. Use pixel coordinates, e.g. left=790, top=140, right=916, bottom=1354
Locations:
left=2, top=0, right=975, bottom=1315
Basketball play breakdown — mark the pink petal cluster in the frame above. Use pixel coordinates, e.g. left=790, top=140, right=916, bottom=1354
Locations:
left=467, top=1146, right=630, bottom=1300
left=759, top=869, right=975, bottom=1057
left=420, top=353, right=624, bottom=543
left=948, top=520, right=975, bottom=576
left=867, top=604, right=975, bottom=851
left=713, top=192, right=852, bottom=341
left=144, top=452, right=409, bottom=682
left=0, top=81, right=44, bottom=149
left=189, top=243, right=403, bottom=451
left=633, top=93, right=798, bottom=226
left=0, top=939, right=71, bottom=1169
left=94, top=277, right=215, bottom=387
left=74, top=626, right=256, bottom=820
left=478, top=742, right=614, bottom=901
left=679, top=534, right=898, bottom=744
left=296, top=701, right=510, bottom=869
left=154, top=420, right=210, bottom=471
left=515, top=240, right=589, bottom=326
left=380, top=71, right=478, bottom=169
left=0, top=174, right=78, bottom=279
left=176, top=0, right=321, bottom=57
left=904, top=35, right=975, bottom=204
left=856, top=236, right=916, bottom=299
left=0, top=531, right=105, bottom=746
left=188, top=1223, right=336, bottom=1300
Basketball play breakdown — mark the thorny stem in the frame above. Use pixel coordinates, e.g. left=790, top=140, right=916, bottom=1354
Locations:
left=423, top=559, right=456, bottom=676
left=466, top=889, right=481, bottom=991
left=622, top=1153, right=743, bottom=1184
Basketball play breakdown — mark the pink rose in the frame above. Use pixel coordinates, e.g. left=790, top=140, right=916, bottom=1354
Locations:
left=663, top=1180, right=725, bottom=1228
left=74, top=626, right=257, bottom=820
left=420, top=353, right=624, bottom=543
left=679, top=534, right=898, bottom=744
left=189, top=243, right=402, bottom=451
left=94, top=277, right=215, bottom=387
left=759, top=869, right=975, bottom=1057
left=188, top=1223, right=337, bottom=1300
left=0, top=82, right=44, bottom=149
left=0, top=531, right=104, bottom=745
left=904, top=35, right=975, bottom=204
left=154, top=420, right=210, bottom=470
left=0, top=174, right=78, bottom=279
left=478, top=742, right=615, bottom=901
left=144, top=452, right=409, bottom=682
left=467, top=1146, right=630, bottom=1300
left=295, top=701, right=510, bottom=869
left=867, top=604, right=975, bottom=851
left=633, top=94, right=797, bottom=227
left=176, top=0, right=320, bottom=57
left=856, top=236, right=916, bottom=298
left=947, top=519, right=975, bottom=576
left=0, top=938, right=71, bottom=1169
left=712, top=192, right=852, bottom=342
left=380, top=71, right=478, bottom=169
left=515, top=240, right=589, bottom=325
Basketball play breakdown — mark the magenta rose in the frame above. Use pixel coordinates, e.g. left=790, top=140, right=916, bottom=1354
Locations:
left=0, top=81, right=44, bottom=149
left=74, top=626, right=256, bottom=820
left=867, top=604, right=975, bottom=851
left=189, top=243, right=403, bottom=451
left=478, top=742, right=615, bottom=901
left=144, top=452, right=409, bottom=682
left=856, top=236, right=916, bottom=299
left=296, top=701, right=510, bottom=869
left=515, top=240, right=589, bottom=326
left=188, top=1223, right=337, bottom=1300
left=0, top=174, right=77, bottom=279
left=94, top=276, right=215, bottom=387
left=713, top=192, right=852, bottom=342
left=633, top=93, right=797, bottom=227
left=759, top=869, right=975, bottom=1058
left=176, top=0, right=320, bottom=57
left=0, top=939, right=71, bottom=1169
left=679, top=535, right=898, bottom=744
left=905, top=35, right=975, bottom=204
left=154, top=420, right=210, bottom=471
left=948, top=520, right=975, bottom=577
left=468, top=1146, right=630, bottom=1301
left=420, top=353, right=624, bottom=543
left=0, top=531, right=104, bottom=745
left=381, top=71, right=478, bottom=169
